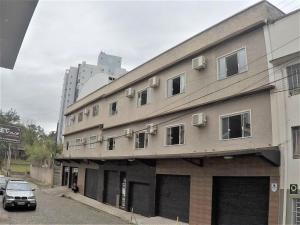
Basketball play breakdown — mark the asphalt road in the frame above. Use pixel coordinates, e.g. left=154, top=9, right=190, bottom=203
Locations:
left=0, top=186, right=127, bottom=224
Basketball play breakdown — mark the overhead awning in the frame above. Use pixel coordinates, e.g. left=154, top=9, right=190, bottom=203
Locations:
left=55, top=146, right=280, bottom=167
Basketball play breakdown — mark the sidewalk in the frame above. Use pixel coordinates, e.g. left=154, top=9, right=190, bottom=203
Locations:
left=42, top=186, right=188, bottom=225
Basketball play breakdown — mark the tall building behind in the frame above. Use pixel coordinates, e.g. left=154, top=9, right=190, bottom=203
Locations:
left=56, top=52, right=126, bottom=144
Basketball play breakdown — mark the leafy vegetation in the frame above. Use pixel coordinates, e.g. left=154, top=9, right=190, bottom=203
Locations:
left=0, top=109, right=61, bottom=168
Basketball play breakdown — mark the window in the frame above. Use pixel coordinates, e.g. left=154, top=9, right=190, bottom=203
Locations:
left=107, top=137, right=115, bottom=150
left=287, top=63, right=300, bottom=96
left=218, top=48, right=247, bottom=79
left=137, top=88, right=150, bottom=106
left=293, top=198, right=300, bottom=225
left=66, top=141, right=69, bottom=150
left=166, top=125, right=184, bottom=145
left=221, top=111, right=251, bottom=139
left=167, top=74, right=185, bottom=97
left=78, top=112, right=83, bottom=122
left=89, top=136, right=97, bottom=149
left=135, top=131, right=148, bottom=149
left=109, top=102, right=118, bottom=116
left=75, top=138, right=82, bottom=150
left=292, top=126, right=300, bottom=159
left=92, top=104, right=99, bottom=116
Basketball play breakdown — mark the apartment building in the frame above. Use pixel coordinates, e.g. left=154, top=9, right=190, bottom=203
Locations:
left=57, top=53, right=127, bottom=144
left=264, top=10, right=300, bottom=225
left=57, top=2, right=288, bottom=225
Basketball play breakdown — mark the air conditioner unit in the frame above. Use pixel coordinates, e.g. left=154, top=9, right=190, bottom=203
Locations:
left=146, top=123, right=158, bottom=135
left=97, top=135, right=104, bottom=143
left=192, top=56, right=206, bottom=70
left=124, top=128, right=133, bottom=138
left=125, top=88, right=135, bottom=98
left=192, top=113, right=207, bottom=127
left=149, top=76, right=160, bottom=88
left=84, top=108, right=90, bottom=115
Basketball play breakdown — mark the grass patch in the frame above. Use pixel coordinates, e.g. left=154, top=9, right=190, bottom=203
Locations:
left=10, top=161, right=30, bottom=173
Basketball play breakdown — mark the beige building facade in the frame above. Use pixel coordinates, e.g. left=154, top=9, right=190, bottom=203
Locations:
left=56, top=2, right=292, bottom=225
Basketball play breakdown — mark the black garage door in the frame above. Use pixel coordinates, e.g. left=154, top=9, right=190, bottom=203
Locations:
left=84, top=168, right=98, bottom=200
left=156, top=175, right=190, bottom=222
left=212, top=177, right=270, bottom=225
left=104, top=170, right=118, bottom=206
left=129, top=182, right=150, bottom=216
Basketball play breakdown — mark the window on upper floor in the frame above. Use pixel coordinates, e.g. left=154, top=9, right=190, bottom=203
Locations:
left=218, top=48, right=247, bottom=79
left=221, top=111, right=251, bottom=140
left=109, top=102, right=118, bottom=116
left=166, top=124, right=184, bottom=145
left=292, top=126, right=300, bottom=159
left=89, top=136, right=97, bottom=149
left=135, top=131, right=148, bottom=149
left=66, top=141, right=69, bottom=150
left=293, top=198, right=300, bottom=225
left=78, top=112, right=83, bottom=122
left=137, top=88, right=150, bottom=107
left=167, top=74, right=185, bottom=97
left=287, top=63, right=300, bottom=96
left=75, top=138, right=81, bottom=150
left=92, top=104, right=99, bottom=117
left=107, top=137, right=115, bottom=150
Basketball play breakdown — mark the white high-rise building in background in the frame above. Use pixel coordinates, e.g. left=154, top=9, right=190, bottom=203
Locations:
left=56, top=52, right=127, bottom=144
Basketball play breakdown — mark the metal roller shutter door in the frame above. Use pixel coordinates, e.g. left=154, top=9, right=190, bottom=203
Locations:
left=84, top=168, right=98, bottom=200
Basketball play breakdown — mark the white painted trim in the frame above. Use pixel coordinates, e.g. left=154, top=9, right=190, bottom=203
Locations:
left=216, top=46, right=248, bottom=80
left=166, top=72, right=186, bottom=98
left=164, top=123, right=185, bottom=146
left=136, top=87, right=151, bottom=107
left=219, top=109, right=252, bottom=140
left=134, top=130, right=148, bottom=150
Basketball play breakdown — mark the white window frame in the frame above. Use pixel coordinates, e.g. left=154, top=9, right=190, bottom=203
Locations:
left=217, top=47, right=248, bottom=80
left=166, top=73, right=186, bottom=98
left=75, top=138, right=82, bottom=150
left=134, top=130, right=148, bottom=149
left=137, top=88, right=151, bottom=107
left=109, top=102, right=118, bottom=116
left=219, top=110, right=252, bottom=140
left=165, top=123, right=185, bottom=146
left=89, top=135, right=97, bottom=149
left=106, top=137, right=116, bottom=150
left=292, top=126, right=300, bottom=159
left=293, top=198, right=300, bottom=225
left=92, top=104, right=100, bottom=117
left=78, top=111, right=83, bottom=122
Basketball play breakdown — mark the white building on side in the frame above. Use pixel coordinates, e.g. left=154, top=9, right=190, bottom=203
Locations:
left=264, top=9, right=300, bottom=225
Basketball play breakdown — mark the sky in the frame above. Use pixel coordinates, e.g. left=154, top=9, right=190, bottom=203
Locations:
left=0, top=0, right=299, bottom=133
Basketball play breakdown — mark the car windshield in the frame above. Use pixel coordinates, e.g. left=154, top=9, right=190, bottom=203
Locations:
left=6, top=182, right=31, bottom=191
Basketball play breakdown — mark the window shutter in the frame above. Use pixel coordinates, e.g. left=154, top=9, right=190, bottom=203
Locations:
left=237, top=48, right=247, bottom=73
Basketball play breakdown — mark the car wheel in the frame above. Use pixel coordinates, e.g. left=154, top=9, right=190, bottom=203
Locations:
left=30, top=205, right=36, bottom=211
left=3, top=201, right=8, bottom=210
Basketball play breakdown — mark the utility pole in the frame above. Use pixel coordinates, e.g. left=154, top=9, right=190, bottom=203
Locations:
left=6, top=143, right=11, bottom=176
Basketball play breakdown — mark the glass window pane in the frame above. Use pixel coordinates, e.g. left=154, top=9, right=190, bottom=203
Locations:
left=293, top=127, right=300, bottom=158
left=166, top=127, right=171, bottom=145
left=226, top=53, right=238, bottom=77
left=238, top=48, right=247, bottom=73
left=180, top=75, right=185, bottom=93
left=229, top=114, right=242, bottom=138
left=242, top=112, right=251, bottom=137
left=218, top=57, right=227, bottom=79
left=222, top=117, right=229, bottom=139
left=171, top=126, right=180, bottom=145
left=180, top=125, right=184, bottom=144
left=167, top=79, right=173, bottom=97
left=172, top=77, right=181, bottom=95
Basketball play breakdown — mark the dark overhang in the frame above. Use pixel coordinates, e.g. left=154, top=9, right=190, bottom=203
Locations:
left=55, top=146, right=280, bottom=167
left=0, top=0, right=38, bottom=69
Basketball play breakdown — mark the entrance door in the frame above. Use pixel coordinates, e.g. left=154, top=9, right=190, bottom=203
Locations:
left=69, top=167, right=78, bottom=188
left=84, top=168, right=98, bottom=200
left=129, top=182, right=150, bottom=216
left=156, top=175, right=190, bottom=222
left=212, top=177, right=270, bottom=225
left=103, top=170, right=118, bottom=206
left=62, top=166, right=69, bottom=186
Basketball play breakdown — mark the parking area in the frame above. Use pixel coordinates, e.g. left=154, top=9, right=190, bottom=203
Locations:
left=0, top=186, right=127, bottom=224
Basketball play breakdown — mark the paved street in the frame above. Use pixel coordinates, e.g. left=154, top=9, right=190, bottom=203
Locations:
left=0, top=187, right=127, bottom=224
